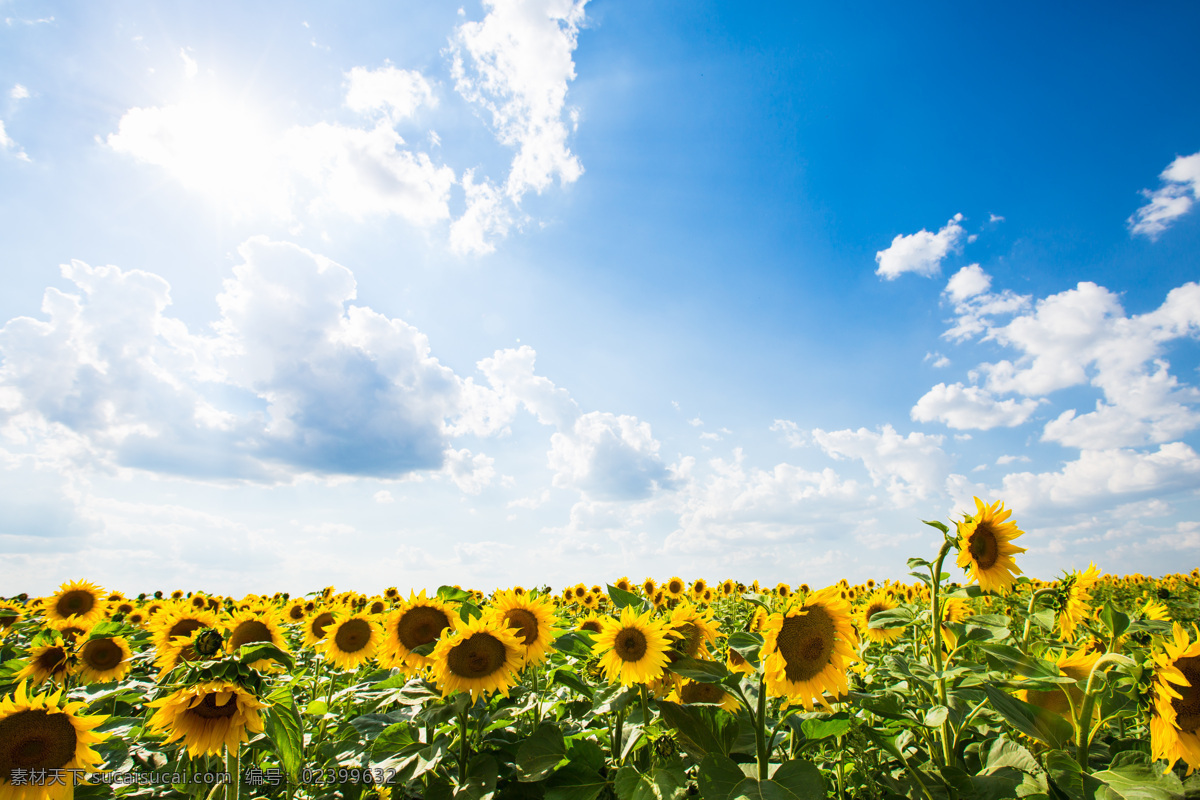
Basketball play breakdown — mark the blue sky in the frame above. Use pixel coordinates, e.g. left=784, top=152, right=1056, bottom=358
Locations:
left=1, top=0, right=1198, bottom=596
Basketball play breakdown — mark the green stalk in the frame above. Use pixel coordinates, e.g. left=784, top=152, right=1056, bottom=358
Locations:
left=835, top=734, right=846, bottom=800
left=224, top=745, right=239, bottom=800
left=613, top=707, right=625, bottom=767
left=458, top=702, right=471, bottom=783
left=531, top=663, right=541, bottom=728
left=929, top=538, right=955, bottom=769
left=1020, top=588, right=1058, bottom=649
left=756, top=674, right=770, bottom=780
left=1076, top=653, right=1126, bottom=769
left=639, top=684, right=652, bottom=769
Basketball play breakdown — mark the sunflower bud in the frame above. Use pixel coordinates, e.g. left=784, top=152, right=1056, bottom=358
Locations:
left=193, top=627, right=225, bottom=657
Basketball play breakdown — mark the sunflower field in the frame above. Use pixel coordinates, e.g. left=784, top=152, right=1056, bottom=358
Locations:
left=2, top=498, right=1200, bottom=799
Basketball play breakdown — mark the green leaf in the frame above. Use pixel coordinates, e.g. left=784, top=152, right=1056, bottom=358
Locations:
left=553, top=631, right=597, bottom=660
left=727, top=632, right=764, bottom=663
left=983, top=737, right=1040, bottom=775
left=698, top=753, right=745, bottom=800
left=456, top=753, right=498, bottom=800
left=923, top=705, right=949, bottom=727
left=667, top=656, right=729, bottom=683
left=771, top=760, right=827, bottom=799
left=263, top=685, right=303, bottom=783
left=592, top=684, right=638, bottom=714
left=907, top=557, right=933, bottom=570
left=304, top=699, right=328, bottom=716
left=371, top=721, right=417, bottom=760
left=545, top=762, right=608, bottom=800
left=978, top=643, right=1061, bottom=679
left=1093, top=751, right=1185, bottom=800
left=923, top=519, right=950, bottom=534
left=1044, top=750, right=1107, bottom=800
left=657, top=700, right=740, bottom=759
left=1099, top=603, right=1131, bottom=641
left=798, top=714, right=851, bottom=741
left=607, top=584, right=652, bottom=613
left=847, top=691, right=909, bottom=721
left=517, top=724, right=568, bottom=782
left=740, top=593, right=773, bottom=612
left=980, top=685, right=1073, bottom=749
left=458, top=600, right=483, bottom=623
left=437, top=585, right=472, bottom=603
left=867, top=606, right=915, bottom=630
left=238, top=642, right=293, bottom=670
left=552, top=667, right=595, bottom=700
left=614, top=765, right=687, bottom=800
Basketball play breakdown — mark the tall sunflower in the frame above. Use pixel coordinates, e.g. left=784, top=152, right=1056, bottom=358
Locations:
left=1150, top=623, right=1200, bottom=775
left=593, top=606, right=675, bottom=687
left=955, top=497, right=1027, bottom=594
left=762, top=586, right=859, bottom=710
left=77, top=635, right=133, bottom=684
left=43, top=580, right=107, bottom=629
left=146, top=681, right=268, bottom=758
left=487, top=590, right=558, bottom=667
left=320, top=611, right=382, bottom=671
left=1058, top=563, right=1101, bottom=641
left=429, top=616, right=524, bottom=701
left=381, top=592, right=454, bottom=671
left=0, top=681, right=108, bottom=799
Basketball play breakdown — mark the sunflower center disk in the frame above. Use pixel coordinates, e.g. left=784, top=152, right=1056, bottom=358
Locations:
left=680, top=682, right=723, bottom=704
left=56, top=590, right=95, bottom=617
left=969, top=525, right=1000, bottom=569
left=335, top=619, right=371, bottom=653
left=82, top=639, right=122, bottom=670
left=0, top=710, right=78, bottom=774
left=36, top=647, right=69, bottom=674
left=398, top=607, right=450, bottom=650
left=230, top=620, right=272, bottom=649
left=504, top=609, right=539, bottom=646
left=310, top=613, right=335, bottom=638
left=1173, top=656, right=1200, bottom=732
left=191, top=694, right=239, bottom=720
left=448, top=633, right=506, bottom=678
left=169, top=619, right=206, bottom=641
left=580, top=620, right=602, bottom=634
left=615, top=628, right=649, bottom=662
left=777, top=608, right=836, bottom=683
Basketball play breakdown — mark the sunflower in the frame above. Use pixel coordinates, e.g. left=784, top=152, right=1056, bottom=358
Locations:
left=726, top=646, right=755, bottom=676
left=155, top=627, right=228, bottom=679
left=151, top=605, right=221, bottom=674
left=1058, top=563, right=1101, bottom=641
left=581, top=592, right=600, bottom=611
left=43, top=580, right=107, bottom=629
left=775, top=583, right=792, bottom=599
left=487, top=590, right=557, bottom=667
left=1017, top=648, right=1100, bottom=720
left=225, top=608, right=289, bottom=670
left=858, top=591, right=904, bottom=644
left=664, top=577, right=686, bottom=601
left=381, top=592, right=454, bottom=671
left=367, top=598, right=387, bottom=615
left=147, top=681, right=268, bottom=759
left=1144, top=597, right=1172, bottom=622
left=1150, top=623, right=1200, bottom=775
left=615, top=577, right=634, bottom=594
left=576, top=612, right=605, bottom=635
left=641, top=578, right=658, bottom=598
left=16, top=645, right=76, bottom=686
left=0, top=681, right=108, bottom=798
left=0, top=602, right=22, bottom=634
left=282, top=600, right=308, bottom=624
left=720, top=579, right=736, bottom=597
left=302, top=606, right=339, bottom=649
left=690, top=579, right=707, bottom=600
left=429, top=616, right=524, bottom=701
left=955, top=497, right=1026, bottom=594
left=673, top=679, right=740, bottom=712
left=762, top=586, right=859, bottom=711
left=665, top=602, right=721, bottom=661
left=320, top=611, right=382, bottom=671
left=77, top=635, right=133, bottom=684
left=593, top=606, right=675, bottom=687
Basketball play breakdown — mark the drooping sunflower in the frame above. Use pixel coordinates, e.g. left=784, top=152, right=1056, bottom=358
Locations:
left=672, top=679, right=740, bottom=712
left=146, top=680, right=268, bottom=759
left=381, top=592, right=454, bottom=671
left=858, top=591, right=904, bottom=644
left=225, top=607, right=290, bottom=670
left=429, top=616, right=524, bottom=701
left=762, top=586, right=859, bottom=710
left=487, top=589, right=558, bottom=667
left=17, top=644, right=76, bottom=686
left=955, top=497, right=1026, bottom=594
left=593, top=606, right=675, bottom=687
left=43, top=580, right=108, bottom=629
left=320, top=610, right=382, bottom=671
left=1058, top=563, right=1101, bottom=641
left=1150, top=623, right=1200, bottom=775
left=77, top=635, right=133, bottom=684
left=0, top=681, right=108, bottom=799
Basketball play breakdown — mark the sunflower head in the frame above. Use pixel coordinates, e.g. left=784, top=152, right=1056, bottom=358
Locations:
left=17, top=644, right=77, bottom=686
left=430, top=616, right=524, bottom=701
left=77, top=635, right=134, bottom=684
left=0, top=682, right=108, bottom=788
left=146, top=680, right=267, bottom=758
left=762, top=587, right=859, bottom=711
left=381, top=592, right=454, bottom=671
left=44, top=579, right=108, bottom=628
left=1150, top=623, right=1200, bottom=775
left=488, top=590, right=558, bottom=667
left=593, top=606, right=675, bottom=687
left=320, top=611, right=382, bottom=671
left=955, top=497, right=1027, bottom=594
left=858, top=591, right=904, bottom=644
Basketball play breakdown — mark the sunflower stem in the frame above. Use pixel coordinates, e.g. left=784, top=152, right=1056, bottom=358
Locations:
left=929, top=537, right=956, bottom=770
left=755, top=673, right=770, bottom=780
left=639, top=683, right=651, bottom=769
left=835, top=734, right=846, bottom=800
left=613, top=705, right=625, bottom=766
left=1076, top=652, right=1125, bottom=770
left=1020, top=588, right=1058, bottom=649
left=224, top=744, right=240, bottom=800
left=458, top=702, right=471, bottom=784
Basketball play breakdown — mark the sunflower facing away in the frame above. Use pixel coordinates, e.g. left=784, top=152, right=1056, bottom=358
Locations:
left=487, top=589, right=558, bottom=667
left=429, top=616, right=524, bottom=702
left=320, top=610, right=382, bottom=672
left=762, top=586, right=859, bottom=710
left=381, top=592, right=454, bottom=672
left=1058, top=563, right=1101, bottom=642
left=956, top=497, right=1027, bottom=594
left=593, top=606, right=676, bottom=687
left=43, top=580, right=108, bottom=629
left=0, top=681, right=108, bottom=800
left=1150, top=623, right=1200, bottom=775
left=147, top=680, right=268, bottom=759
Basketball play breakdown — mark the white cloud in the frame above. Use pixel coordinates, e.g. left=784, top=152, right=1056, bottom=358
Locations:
left=688, top=417, right=703, bottom=427
left=875, top=213, right=965, bottom=280
left=0, top=120, right=30, bottom=161
left=345, top=65, right=436, bottom=122
left=449, top=168, right=513, bottom=255
left=179, top=48, right=198, bottom=79
left=769, top=419, right=805, bottom=448
left=911, top=382, right=1040, bottom=430
left=373, top=490, right=395, bottom=503
left=1129, top=152, right=1200, bottom=238
left=473, top=344, right=579, bottom=430
left=944, top=264, right=991, bottom=303
left=548, top=412, right=674, bottom=500
left=10, top=84, right=29, bottom=100
left=811, top=424, right=949, bottom=505
left=924, top=352, right=951, bottom=368
left=995, top=454, right=1030, bottom=465
left=507, top=488, right=550, bottom=509
left=441, top=447, right=496, bottom=494
left=988, top=213, right=1004, bottom=223
left=451, top=0, right=587, bottom=201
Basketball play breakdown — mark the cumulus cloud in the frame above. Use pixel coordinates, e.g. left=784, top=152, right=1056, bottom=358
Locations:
left=875, top=213, right=965, bottom=280
left=769, top=419, right=805, bottom=448
left=944, top=264, right=991, bottom=303
left=1129, top=152, right=1200, bottom=238
left=449, top=168, right=513, bottom=255
left=344, top=65, right=436, bottom=122
left=811, top=424, right=950, bottom=505
left=548, top=412, right=675, bottom=500
left=451, top=0, right=587, bottom=201
left=0, top=238, right=520, bottom=485
left=0, top=120, right=30, bottom=161
left=911, top=382, right=1040, bottom=430
left=11, top=84, right=29, bottom=100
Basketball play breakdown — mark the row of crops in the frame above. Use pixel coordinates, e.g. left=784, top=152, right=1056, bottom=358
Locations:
left=1, top=498, right=1198, bottom=799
